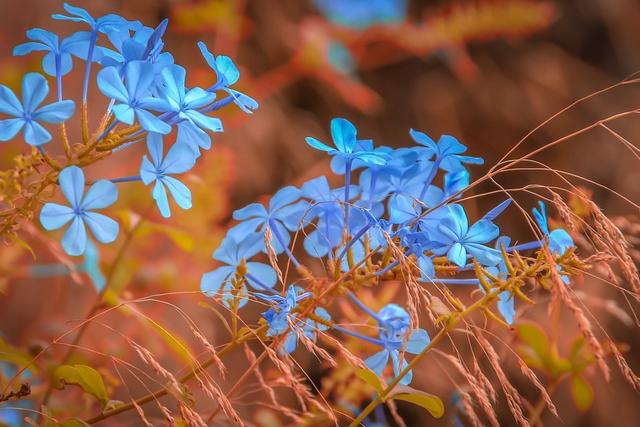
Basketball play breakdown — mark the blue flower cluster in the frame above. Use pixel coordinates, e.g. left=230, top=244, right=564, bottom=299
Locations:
left=0, top=3, right=256, bottom=256
left=201, top=117, right=575, bottom=384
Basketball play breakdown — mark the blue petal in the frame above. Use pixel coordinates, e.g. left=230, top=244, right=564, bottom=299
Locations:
left=61, top=216, right=87, bottom=256
left=58, top=166, right=85, bottom=208
left=549, top=229, right=574, bottom=256
left=0, top=85, right=23, bottom=116
left=136, top=108, right=171, bottom=134
left=233, top=203, right=267, bottom=221
left=282, top=332, right=298, bottom=354
left=23, top=120, right=52, bottom=145
left=40, top=203, right=74, bottom=230
left=390, top=351, right=412, bottom=385
left=365, top=350, right=390, bottom=376
left=330, top=117, right=357, bottom=153
left=112, top=104, right=135, bottom=125
left=406, top=329, right=430, bottom=354
left=21, top=73, right=48, bottom=112
left=162, top=176, right=192, bottom=210
left=466, top=219, right=499, bottom=244
left=33, top=100, right=75, bottom=123
left=447, top=242, right=467, bottom=267
left=83, top=212, right=119, bottom=244
left=200, top=265, right=234, bottom=296
left=162, top=143, right=196, bottom=174
left=0, top=118, right=25, bottom=141
left=497, top=291, right=515, bottom=325
left=269, top=186, right=301, bottom=211
left=305, top=136, right=335, bottom=153
left=152, top=180, right=171, bottom=218
left=177, top=121, right=210, bottom=152
left=183, top=110, right=222, bottom=133
left=184, top=87, right=216, bottom=109
left=13, top=41, right=50, bottom=56
left=81, top=179, right=118, bottom=210
left=216, top=55, right=240, bottom=85
left=146, top=132, right=164, bottom=166
left=140, top=156, right=157, bottom=185
left=245, top=262, right=277, bottom=290
left=97, top=66, right=129, bottom=103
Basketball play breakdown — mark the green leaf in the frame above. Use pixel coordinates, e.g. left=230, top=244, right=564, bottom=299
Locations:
left=516, top=322, right=549, bottom=358
left=392, top=392, right=445, bottom=418
left=0, top=336, right=36, bottom=371
left=53, top=364, right=108, bottom=405
left=571, top=375, right=594, bottom=411
left=355, top=368, right=384, bottom=395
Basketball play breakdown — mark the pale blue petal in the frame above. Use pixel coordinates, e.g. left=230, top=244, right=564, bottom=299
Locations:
left=33, top=100, right=75, bottom=123
left=200, top=265, right=234, bottom=296
left=305, top=136, right=334, bottom=153
left=498, top=291, right=515, bottom=325
left=23, top=121, right=52, bottom=146
left=269, top=186, right=301, bottom=211
left=330, top=117, right=356, bottom=152
left=184, top=110, right=222, bottom=132
left=152, top=181, right=170, bottom=218
left=163, top=143, right=196, bottom=174
left=22, top=73, right=48, bottom=112
left=97, top=66, right=129, bottom=103
left=83, top=212, right=119, bottom=244
left=447, top=242, right=467, bottom=267
left=112, top=104, right=135, bottom=125
left=406, top=329, right=430, bottom=354
left=0, top=85, right=22, bottom=116
left=233, top=203, right=267, bottom=221
left=140, top=156, right=157, bottom=185
left=40, top=203, right=74, bottom=230
left=0, top=119, right=25, bottom=141
left=81, top=180, right=118, bottom=210
left=246, top=262, right=277, bottom=289
left=162, top=176, right=192, bottom=210
left=146, top=132, right=163, bottom=166
left=365, top=350, right=389, bottom=377
left=58, top=166, right=85, bottom=208
left=61, top=216, right=87, bottom=256
left=136, top=108, right=171, bottom=134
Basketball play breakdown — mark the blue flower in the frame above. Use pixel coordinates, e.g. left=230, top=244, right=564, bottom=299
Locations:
left=228, top=186, right=307, bottom=255
left=364, top=304, right=430, bottom=385
left=52, top=3, right=140, bottom=34
left=0, top=73, right=75, bottom=145
left=13, top=29, right=90, bottom=78
left=40, top=166, right=119, bottom=256
left=300, top=176, right=359, bottom=257
left=256, top=286, right=330, bottom=354
left=155, top=64, right=221, bottom=155
left=532, top=201, right=574, bottom=256
left=101, top=20, right=173, bottom=73
left=410, top=129, right=484, bottom=173
left=427, top=204, right=501, bottom=267
left=385, top=165, right=443, bottom=224
left=197, top=41, right=258, bottom=114
left=97, top=61, right=171, bottom=134
left=200, top=233, right=277, bottom=298
left=140, top=133, right=196, bottom=218
left=306, top=118, right=388, bottom=166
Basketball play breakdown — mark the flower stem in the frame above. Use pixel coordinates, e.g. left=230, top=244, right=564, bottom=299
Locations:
left=110, top=175, right=141, bottom=184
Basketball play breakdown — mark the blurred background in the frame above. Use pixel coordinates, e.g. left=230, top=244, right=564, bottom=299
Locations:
left=1, top=0, right=640, bottom=425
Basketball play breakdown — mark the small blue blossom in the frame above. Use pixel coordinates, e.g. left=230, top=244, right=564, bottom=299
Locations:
left=40, top=166, right=119, bottom=256
left=256, top=286, right=331, bottom=354
left=0, top=73, right=75, bottom=145
left=97, top=61, right=171, bottom=134
left=306, top=118, right=388, bottom=166
left=200, top=233, right=277, bottom=298
left=364, top=304, right=430, bottom=385
left=52, top=3, right=141, bottom=34
left=228, top=186, right=307, bottom=255
left=140, top=133, right=196, bottom=218
left=198, top=41, right=258, bottom=113
left=485, top=236, right=516, bottom=325
left=532, top=201, right=575, bottom=256
left=410, top=129, right=484, bottom=173
left=385, top=165, right=443, bottom=224
left=13, top=29, right=90, bottom=78
left=155, top=64, right=221, bottom=155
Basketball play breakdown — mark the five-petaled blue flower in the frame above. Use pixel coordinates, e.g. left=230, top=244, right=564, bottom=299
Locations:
left=97, top=61, right=171, bottom=134
left=365, top=304, right=430, bottom=385
left=140, top=133, right=196, bottom=218
left=40, top=166, right=119, bottom=256
left=306, top=118, right=388, bottom=166
left=533, top=201, right=574, bottom=285
left=0, top=73, right=75, bottom=145
left=13, top=29, right=89, bottom=79
left=200, top=233, right=277, bottom=301
left=228, top=186, right=307, bottom=255
left=198, top=41, right=258, bottom=114
left=410, top=129, right=484, bottom=172
left=426, top=204, right=501, bottom=267
left=155, top=64, right=221, bottom=155
left=256, top=286, right=330, bottom=354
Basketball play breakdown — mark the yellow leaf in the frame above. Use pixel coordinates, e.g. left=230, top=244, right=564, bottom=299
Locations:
left=392, top=392, right=445, bottom=418
left=571, top=375, right=594, bottom=411
left=355, top=368, right=384, bottom=395
left=53, top=365, right=108, bottom=405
